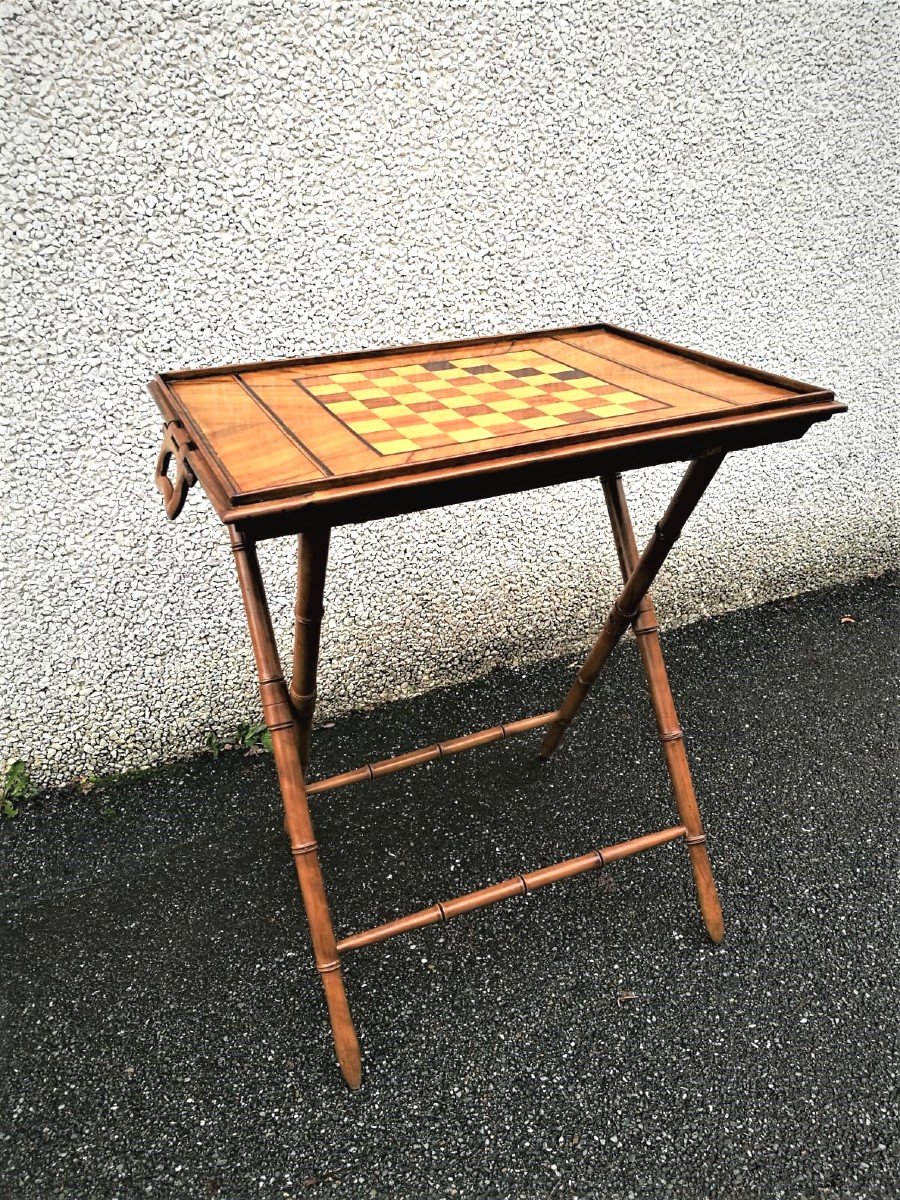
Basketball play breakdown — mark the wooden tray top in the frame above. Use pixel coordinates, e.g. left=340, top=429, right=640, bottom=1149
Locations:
left=151, top=323, right=841, bottom=532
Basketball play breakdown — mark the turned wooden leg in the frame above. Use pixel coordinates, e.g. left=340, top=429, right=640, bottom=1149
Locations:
left=230, top=527, right=361, bottom=1089
left=289, top=526, right=331, bottom=774
left=602, top=473, right=724, bottom=944
left=540, top=452, right=725, bottom=759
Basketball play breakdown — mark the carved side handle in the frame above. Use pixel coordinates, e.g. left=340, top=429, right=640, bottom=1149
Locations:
left=155, top=421, right=197, bottom=520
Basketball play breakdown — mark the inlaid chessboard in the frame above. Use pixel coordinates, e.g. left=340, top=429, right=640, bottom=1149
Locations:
left=298, top=349, right=667, bottom=456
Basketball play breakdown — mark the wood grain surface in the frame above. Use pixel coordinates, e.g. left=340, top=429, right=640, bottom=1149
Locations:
left=151, top=322, right=841, bottom=533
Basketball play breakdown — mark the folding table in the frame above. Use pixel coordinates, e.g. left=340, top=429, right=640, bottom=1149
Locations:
left=151, top=322, right=841, bottom=1088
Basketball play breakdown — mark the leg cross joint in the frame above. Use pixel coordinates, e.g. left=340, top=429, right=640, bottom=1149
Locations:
left=614, top=599, right=640, bottom=621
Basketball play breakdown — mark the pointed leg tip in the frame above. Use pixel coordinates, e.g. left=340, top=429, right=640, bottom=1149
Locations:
left=340, top=1057, right=362, bottom=1090
left=334, top=1028, right=362, bottom=1090
left=706, top=917, right=725, bottom=944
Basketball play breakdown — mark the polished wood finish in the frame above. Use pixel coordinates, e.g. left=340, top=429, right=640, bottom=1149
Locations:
left=229, top=527, right=361, bottom=1089
left=306, top=710, right=558, bottom=796
left=540, top=451, right=725, bottom=757
left=336, top=825, right=687, bottom=954
left=150, top=323, right=842, bottom=537
left=151, top=321, right=842, bottom=1088
left=290, top=528, right=330, bottom=773
left=602, top=473, right=724, bottom=942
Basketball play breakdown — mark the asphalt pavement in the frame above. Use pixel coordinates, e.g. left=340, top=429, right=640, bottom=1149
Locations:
left=2, top=572, right=898, bottom=1200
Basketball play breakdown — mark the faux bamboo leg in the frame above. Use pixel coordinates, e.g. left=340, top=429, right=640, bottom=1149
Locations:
left=602, top=473, right=724, bottom=943
left=289, top=527, right=331, bottom=774
left=540, top=452, right=725, bottom=758
left=230, top=527, right=362, bottom=1089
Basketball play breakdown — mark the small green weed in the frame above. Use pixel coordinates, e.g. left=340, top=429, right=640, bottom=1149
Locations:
left=204, top=731, right=222, bottom=758
left=204, top=721, right=272, bottom=758
left=2, top=760, right=36, bottom=820
left=235, top=720, right=272, bottom=755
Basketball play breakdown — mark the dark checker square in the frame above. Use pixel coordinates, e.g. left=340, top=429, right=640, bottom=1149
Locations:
left=407, top=398, right=448, bottom=412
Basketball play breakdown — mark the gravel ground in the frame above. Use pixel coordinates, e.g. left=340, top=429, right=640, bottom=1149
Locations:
left=2, top=573, right=898, bottom=1200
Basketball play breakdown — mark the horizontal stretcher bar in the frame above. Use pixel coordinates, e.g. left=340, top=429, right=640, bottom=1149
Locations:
left=306, top=710, right=558, bottom=796
left=336, top=824, right=687, bottom=954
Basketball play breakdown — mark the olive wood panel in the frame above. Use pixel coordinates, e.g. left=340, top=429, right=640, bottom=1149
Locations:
left=561, top=329, right=799, bottom=406
left=169, top=376, right=326, bottom=493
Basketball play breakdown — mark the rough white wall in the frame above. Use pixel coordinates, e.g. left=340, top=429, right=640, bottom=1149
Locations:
left=1, top=0, right=897, bottom=785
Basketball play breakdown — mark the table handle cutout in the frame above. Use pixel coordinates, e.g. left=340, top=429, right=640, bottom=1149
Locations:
left=155, top=421, right=197, bottom=520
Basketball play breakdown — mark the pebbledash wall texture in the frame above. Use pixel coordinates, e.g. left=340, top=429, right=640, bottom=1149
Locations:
left=1, top=2, right=897, bottom=785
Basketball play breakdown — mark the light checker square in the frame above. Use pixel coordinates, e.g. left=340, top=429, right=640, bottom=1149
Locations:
left=298, top=350, right=668, bottom=456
